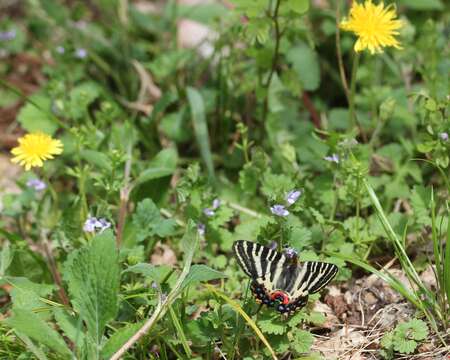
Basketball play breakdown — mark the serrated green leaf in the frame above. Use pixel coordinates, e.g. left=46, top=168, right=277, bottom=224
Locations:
left=63, top=230, right=120, bottom=346
left=4, top=309, right=72, bottom=357
left=53, top=308, right=85, bottom=347
left=181, top=264, right=227, bottom=289
left=292, top=329, right=314, bottom=354
left=257, top=317, right=286, bottom=335
left=187, top=87, right=215, bottom=179
left=393, top=338, right=417, bottom=354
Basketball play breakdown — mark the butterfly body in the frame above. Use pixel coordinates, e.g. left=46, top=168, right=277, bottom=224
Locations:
left=233, top=240, right=338, bottom=315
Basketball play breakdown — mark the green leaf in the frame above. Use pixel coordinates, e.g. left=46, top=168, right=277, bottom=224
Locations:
left=286, top=0, right=309, bottom=14
left=4, top=309, right=72, bottom=357
left=101, top=322, right=144, bottom=359
left=257, top=316, right=286, bottom=335
left=123, top=263, right=172, bottom=283
left=80, top=150, right=112, bottom=172
left=394, top=339, right=417, bottom=354
left=286, top=43, right=320, bottom=91
left=292, top=329, right=314, bottom=354
left=132, top=198, right=177, bottom=242
left=69, top=82, right=102, bottom=120
left=17, top=94, right=59, bottom=135
left=397, top=0, right=443, bottom=10
left=63, top=230, right=120, bottom=346
left=186, top=87, right=215, bottom=179
left=8, top=277, right=54, bottom=314
left=0, top=243, right=12, bottom=276
left=181, top=265, right=227, bottom=289
left=53, top=308, right=85, bottom=347
left=135, top=148, right=178, bottom=185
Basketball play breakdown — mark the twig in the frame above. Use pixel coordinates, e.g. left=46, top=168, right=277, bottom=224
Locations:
left=41, top=230, right=70, bottom=307
left=302, top=92, right=321, bottom=129
left=110, top=293, right=164, bottom=360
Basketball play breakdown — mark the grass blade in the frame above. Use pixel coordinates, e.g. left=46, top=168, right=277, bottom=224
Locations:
left=204, top=284, right=278, bottom=360
left=186, top=87, right=215, bottom=179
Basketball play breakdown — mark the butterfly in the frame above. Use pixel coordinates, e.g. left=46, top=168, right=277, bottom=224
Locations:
left=233, top=240, right=338, bottom=315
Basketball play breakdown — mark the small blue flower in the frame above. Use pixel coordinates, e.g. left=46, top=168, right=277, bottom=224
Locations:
left=212, top=198, right=221, bottom=209
left=197, top=223, right=206, bottom=236
left=324, top=153, right=340, bottom=163
left=284, top=247, right=298, bottom=258
left=270, top=204, right=289, bottom=217
left=83, top=216, right=111, bottom=233
left=151, top=281, right=158, bottom=289
left=203, top=208, right=215, bottom=217
left=286, top=190, right=302, bottom=205
left=26, top=178, right=46, bottom=191
left=268, top=241, right=278, bottom=250
left=55, top=46, right=65, bottom=54
left=439, top=132, right=448, bottom=141
left=0, top=29, right=16, bottom=41
left=83, top=217, right=100, bottom=232
left=75, top=48, right=87, bottom=59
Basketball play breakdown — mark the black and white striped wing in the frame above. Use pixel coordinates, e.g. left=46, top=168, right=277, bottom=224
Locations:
left=232, top=240, right=286, bottom=280
left=233, top=240, right=338, bottom=298
left=286, top=261, right=338, bottom=299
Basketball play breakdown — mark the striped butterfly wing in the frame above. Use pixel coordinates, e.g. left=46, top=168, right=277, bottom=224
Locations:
left=233, top=240, right=338, bottom=299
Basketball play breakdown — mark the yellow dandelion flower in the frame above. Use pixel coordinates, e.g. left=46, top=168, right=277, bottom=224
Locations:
left=340, top=0, right=403, bottom=54
left=11, top=132, right=63, bottom=171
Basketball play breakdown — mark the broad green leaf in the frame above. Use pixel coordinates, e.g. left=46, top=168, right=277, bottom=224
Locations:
left=69, top=82, right=102, bottom=120
left=186, top=87, right=215, bottom=179
left=286, top=0, right=309, bottom=14
left=101, top=322, right=144, bottom=359
left=54, top=308, right=85, bottom=347
left=63, top=230, right=120, bottom=347
left=286, top=43, right=320, bottom=91
left=80, top=150, right=112, bottom=172
left=17, top=94, right=59, bottom=135
left=135, top=148, right=178, bottom=185
left=4, top=309, right=72, bottom=357
left=181, top=265, right=227, bottom=289
left=8, top=277, right=54, bottom=314
left=123, top=263, right=172, bottom=283
left=257, top=316, right=286, bottom=335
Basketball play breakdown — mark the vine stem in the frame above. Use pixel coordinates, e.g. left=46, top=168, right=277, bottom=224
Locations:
left=116, top=142, right=133, bottom=248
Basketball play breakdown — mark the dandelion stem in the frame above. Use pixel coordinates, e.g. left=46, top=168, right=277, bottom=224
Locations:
left=348, top=51, right=360, bottom=131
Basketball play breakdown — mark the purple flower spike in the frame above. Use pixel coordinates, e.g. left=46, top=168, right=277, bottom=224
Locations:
left=75, top=48, right=87, bottom=59
left=324, top=153, right=340, bottom=163
left=439, top=132, right=448, bottom=141
left=286, top=190, right=302, bottom=205
left=284, top=247, right=298, bottom=258
left=212, top=198, right=221, bottom=209
left=197, top=223, right=206, bottom=236
left=270, top=204, right=289, bottom=217
left=203, top=208, right=215, bottom=217
left=26, top=178, right=46, bottom=191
